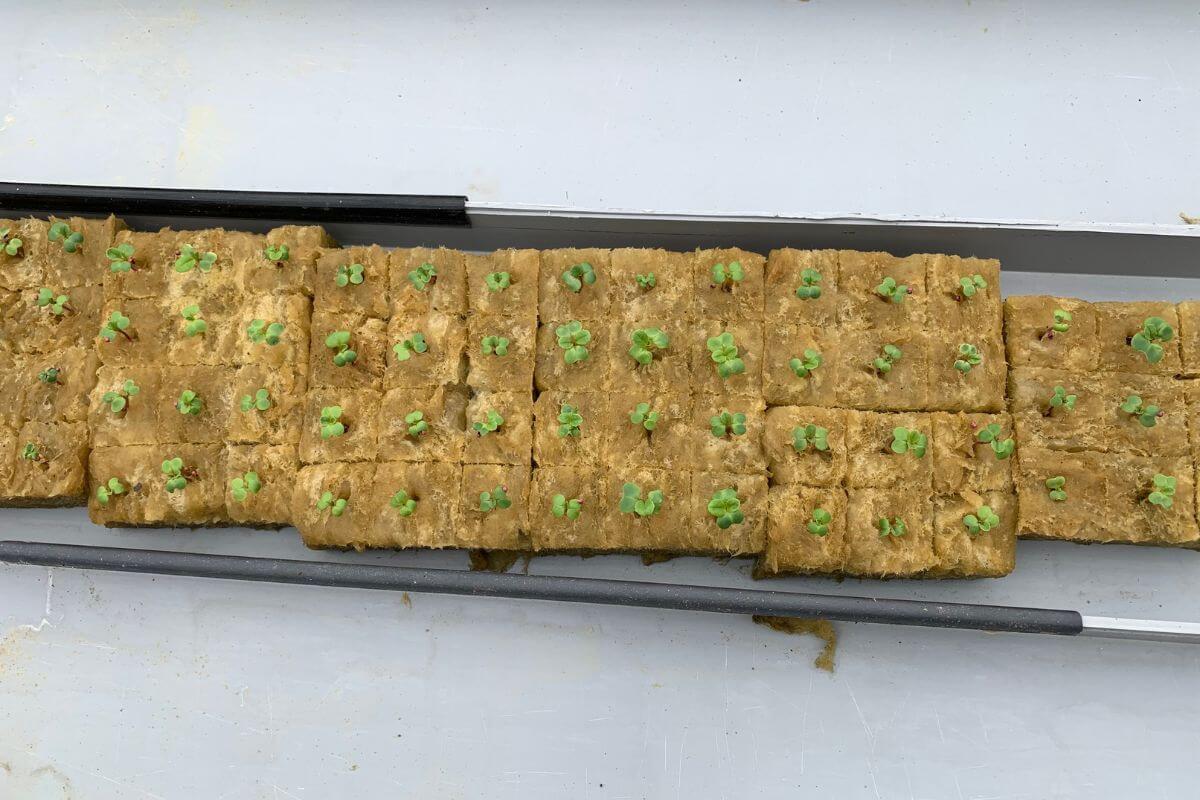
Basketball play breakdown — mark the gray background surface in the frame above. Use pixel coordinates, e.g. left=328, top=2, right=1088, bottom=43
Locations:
left=2, top=2, right=1200, bottom=799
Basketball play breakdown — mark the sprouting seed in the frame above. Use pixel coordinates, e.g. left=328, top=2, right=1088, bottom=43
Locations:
left=1, top=227, right=24, bottom=257
left=552, top=494, right=582, bottom=520
left=789, top=348, right=821, bottom=379
left=628, top=327, right=669, bottom=365
left=481, top=335, right=510, bottom=356
left=954, top=342, right=982, bottom=374
left=792, top=424, right=829, bottom=453
left=247, top=319, right=285, bottom=345
left=1045, top=475, right=1067, bottom=502
left=635, top=272, right=656, bottom=290
left=320, top=406, right=346, bottom=439
left=962, top=505, right=1000, bottom=536
left=21, top=442, right=42, bottom=462
left=975, top=423, right=1015, bottom=459
left=711, top=261, right=744, bottom=291
left=316, top=490, right=348, bottom=517
left=710, top=410, right=747, bottom=438
left=795, top=268, right=822, bottom=299
left=1046, top=385, right=1077, bottom=415
left=48, top=221, right=83, bottom=253
left=174, top=243, right=216, bottom=273
left=38, top=367, right=62, bottom=385
left=956, top=274, right=987, bottom=299
left=404, top=410, right=428, bottom=437
left=1119, top=394, right=1162, bottom=428
left=390, top=489, right=418, bottom=516
left=874, top=276, right=908, bottom=304
left=707, top=331, right=745, bottom=379
left=561, top=261, right=596, bottom=293
left=807, top=508, right=832, bottom=537
left=326, top=330, right=358, bottom=366
left=176, top=389, right=203, bottom=416
left=629, top=402, right=660, bottom=431
left=1042, top=308, right=1072, bottom=340
left=408, top=261, right=437, bottom=291
left=473, top=409, right=504, bottom=436
left=877, top=516, right=907, bottom=537
left=485, top=271, right=511, bottom=291
left=95, top=477, right=126, bottom=505
left=335, top=263, right=365, bottom=287
left=478, top=486, right=512, bottom=512
left=101, top=379, right=139, bottom=414
left=706, top=487, right=744, bottom=529
left=872, top=343, right=902, bottom=375
left=619, top=482, right=664, bottom=518
left=100, top=310, right=133, bottom=342
left=106, top=242, right=135, bottom=272
left=181, top=304, right=207, bottom=336
left=264, top=243, right=290, bottom=264
left=556, top=320, right=591, bottom=365
left=1148, top=474, right=1176, bottom=509
left=557, top=403, right=583, bottom=438
left=229, top=472, right=262, bottom=502
left=161, top=457, right=190, bottom=493
left=1130, top=316, right=1174, bottom=364
left=36, top=287, right=72, bottom=316
left=890, top=427, right=927, bottom=457
left=392, top=332, right=428, bottom=362
left=240, top=388, right=272, bottom=412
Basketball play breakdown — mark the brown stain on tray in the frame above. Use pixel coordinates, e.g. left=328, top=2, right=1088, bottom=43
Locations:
left=753, top=615, right=838, bottom=672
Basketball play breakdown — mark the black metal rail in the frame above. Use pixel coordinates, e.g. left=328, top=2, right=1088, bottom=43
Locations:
left=0, top=541, right=1085, bottom=636
left=0, top=182, right=468, bottom=226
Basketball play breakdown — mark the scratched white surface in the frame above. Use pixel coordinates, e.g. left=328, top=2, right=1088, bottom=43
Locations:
left=0, top=1, right=1197, bottom=227
left=2, top=2, right=1200, bottom=798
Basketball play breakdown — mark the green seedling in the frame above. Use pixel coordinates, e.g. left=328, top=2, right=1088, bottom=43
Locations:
left=21, top=442, right=42, bottom=462
left=1044, top=308, right=1072, bottom=339
left=558, top=404, right=583, bottom=437
left=707, top=332, right=745, bottom=379
left=481, top=335, right=510, bottom=356
left=628, top=327, right=669, bottom=365
left=706, top=487, right=744, bottom=529
left=264, top=243, right=289, bottom=264
left=174, top=243, right=216, bottom=273
left=561, top=261, right=596, bottom=293
left=552, top=494, right=582, bottom=520
left=392, top=332, right=428, bottom=362
left=976, top=423, right=1015, bottom=459
left=877, top=516, right=907, bottom=537
left=1045, top=475, right=1067, bottom=502
left=891, top=427, right=927, bottom=457
left=400, top=410, right=426, bottom=437
left=1148, top=474, right=1176, bottom=509
left=1119, top=394, right=1162, bottom=428
left=407, top=261, right=437, bottom=291
left=101, top=379, right=139, bottom=414
left=176, top=389, right=203, bottom=416
left=1045, top=385, right=1077, bottom=416
left=48, top=221, right=83, bottom=253
left=247, top=319, right=284, bottom=345
left=161, top=457, right=194, bottom=493
left=711, top=260, right=744, bottom=290
left=956, top=274, right=987, bottom=299
left=556, top=320, right=591, bottom=364
left=335, top=262, right=365, bottom=287
left=872, top=343, right=902, bottom=375
left=874, top=276, right=909, bottom=303
left=389, top=489, right=418, bottom=516
left=478, top=486, right=512, bottom=512
left=229, top=472, right=262, bottom=502
left=792, top=424, right=829, bottom=453
left=629, top=402, right=660, bottom=431
left=620, top=482, right=664, bottom=518
left=95, top=477, right=126, bottom=505
left=807, top=508, right=832, bottom=537
left=635, top=272, right=656, bottom=290
left=326, top=330, right=358, bottom=366
left=317, top=490, right=348, bottom=517
left=181, top=304, right=207, bottom=336
left=795, top=267, right=822, bottom=299
left=963, top=505, right=1000, bottom=536
left=710, top=410, right=747, bottom=438
left=97, top=312, right=132, bottom=341
left=789, top=348, right=821, bottom=379
left=485, top=271, right=511, bottom=291
left=1130, top=316, right=1174, bottom=364
left=106, top=242, right=135, bottom=272
left=1, top=227, right=24, bottom=257
left=240, top=388, right=272, bottom=412
left=320, top=406, right=346, bottom=439
left=36, top=287, right=72, bottom=315
left=954, top=343, right=982, bottom=373
left=38, top=367, right=61, bottom=385
left=473, top=409, right=504, bottom=436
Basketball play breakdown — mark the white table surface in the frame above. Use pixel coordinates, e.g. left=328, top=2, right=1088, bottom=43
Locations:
left=3, top=3, right=1200, bottom=798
